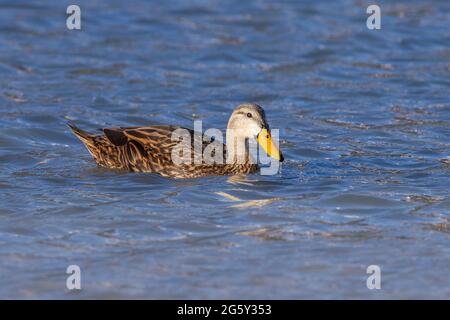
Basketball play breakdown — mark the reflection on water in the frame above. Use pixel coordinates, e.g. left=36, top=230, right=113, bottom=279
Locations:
left=0, top=0, right=449, bottom=298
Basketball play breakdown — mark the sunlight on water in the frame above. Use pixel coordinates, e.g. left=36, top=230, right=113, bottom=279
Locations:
left=0, top=0, right=449, bottom=299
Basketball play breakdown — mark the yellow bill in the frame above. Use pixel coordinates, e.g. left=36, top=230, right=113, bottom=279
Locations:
left=257, top=128, right=284, bottom=162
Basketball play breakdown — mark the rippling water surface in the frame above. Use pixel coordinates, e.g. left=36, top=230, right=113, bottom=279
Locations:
left=0, top=0, right=449, bottom=299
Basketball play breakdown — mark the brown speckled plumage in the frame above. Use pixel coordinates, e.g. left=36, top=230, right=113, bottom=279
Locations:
left=68, top=104, right=282, bottom=179
left=68, top=124, right=257, bottom=178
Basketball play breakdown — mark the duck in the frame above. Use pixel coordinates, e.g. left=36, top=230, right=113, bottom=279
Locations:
left=68, top=103, right=283, bottom=178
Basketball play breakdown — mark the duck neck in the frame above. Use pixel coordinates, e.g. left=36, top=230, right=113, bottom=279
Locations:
left=226, top=129, right=251, bottom=165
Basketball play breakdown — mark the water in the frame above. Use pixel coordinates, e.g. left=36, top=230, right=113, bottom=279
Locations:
left=0, top=0, right=449, bottom=299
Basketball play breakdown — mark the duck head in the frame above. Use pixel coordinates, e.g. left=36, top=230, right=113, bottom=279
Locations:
left=226, top=103, right=284, bottom=163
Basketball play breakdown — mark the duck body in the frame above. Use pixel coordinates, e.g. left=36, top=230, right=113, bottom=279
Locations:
left=68, top=124, right=258, bottom=179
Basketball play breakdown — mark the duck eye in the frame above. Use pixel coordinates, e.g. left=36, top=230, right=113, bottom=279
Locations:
left=246, top=113, right=252, bottom=118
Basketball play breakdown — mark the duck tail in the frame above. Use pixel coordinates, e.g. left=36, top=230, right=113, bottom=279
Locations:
left=67, top=122, right=95, bottom=147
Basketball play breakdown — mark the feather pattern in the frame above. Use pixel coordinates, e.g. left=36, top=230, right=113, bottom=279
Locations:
left=69, top=124, right=257, bottom=178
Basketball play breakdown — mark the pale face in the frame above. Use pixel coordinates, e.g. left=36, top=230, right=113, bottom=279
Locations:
left=227, top=104, right=268, bottom=137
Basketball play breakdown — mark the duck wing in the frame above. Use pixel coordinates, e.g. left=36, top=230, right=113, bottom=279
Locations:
left=103, top=125, right=225, bottom=173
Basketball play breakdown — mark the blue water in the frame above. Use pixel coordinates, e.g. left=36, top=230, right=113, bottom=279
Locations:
left=0, top=0, right=449, bottom=299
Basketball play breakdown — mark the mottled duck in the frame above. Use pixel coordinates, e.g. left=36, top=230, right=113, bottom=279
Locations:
left=69, top=103, right=283, bottom=178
